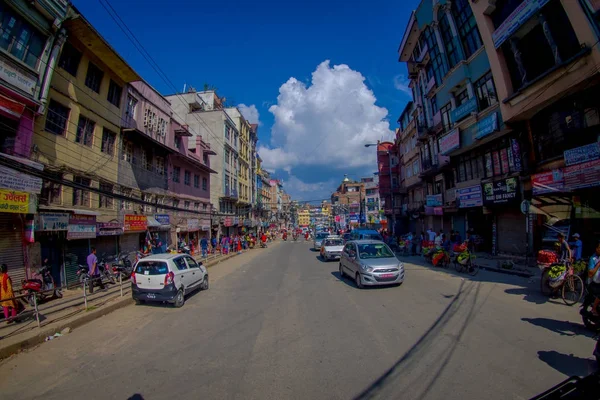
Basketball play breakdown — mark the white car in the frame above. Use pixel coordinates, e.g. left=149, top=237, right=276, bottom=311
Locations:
left=320, top=236, right=345, bottom=261
left=131, top=253, right=208, bottom=308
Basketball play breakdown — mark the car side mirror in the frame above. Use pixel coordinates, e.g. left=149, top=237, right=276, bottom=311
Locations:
left=198, top=262, right=203, bottom=267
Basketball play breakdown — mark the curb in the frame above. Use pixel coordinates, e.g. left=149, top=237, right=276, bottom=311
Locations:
left=0, top=296, right=133, bottom=360
left=397, top=254, right=535, bottom=278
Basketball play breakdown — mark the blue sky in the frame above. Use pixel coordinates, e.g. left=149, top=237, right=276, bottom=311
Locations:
left=73, top=0, right=418, bottom=201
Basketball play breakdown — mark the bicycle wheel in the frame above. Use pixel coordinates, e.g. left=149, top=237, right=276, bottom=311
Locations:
left=562, top=274, right=584, bottom=306
left=540, top=269, right=553, bottom=296
left=454, top=260, right=464, bottom=273
left=467, top=259, right=479, bottom=276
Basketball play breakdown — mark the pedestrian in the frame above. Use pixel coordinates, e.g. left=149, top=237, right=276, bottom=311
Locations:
left=87, top=247, right=104, bottom=294
left=571, top=233, right=583, bottom=261
left=411, top=232, right=418, bottom=256
left=427, top=228, right=436, bottom=242
left=454, top=230, right=462, bottom=245
left=237, top=235, right=242, bottom=253
left=0, top=264, right=18, bottom=323
left=434, top=231, right=443, bottom=248
left=211, top=236, right=217, bottom=254
left=221, top=236, right=228, bottom=255
left=200, top=236, right=208, bottom=258
left=586, top=241, right=600, bottom=315
left=557, top=233, right=572, bottom=262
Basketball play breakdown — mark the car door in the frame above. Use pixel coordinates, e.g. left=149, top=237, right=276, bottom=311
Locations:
left=347, top=243, right=360, bottom=275
left=341, top=243, right=355, bottom=275
left=184, top=256, right=202, bottom=288
left=172, top=256, right=191, bottom=292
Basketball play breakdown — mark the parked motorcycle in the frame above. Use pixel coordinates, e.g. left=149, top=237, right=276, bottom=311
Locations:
left=179, top=242, right=191, bottom=254
left=581, top=289, right=600, bottom=331
left=22, top=260, right=62, bottom=306
left=98, top=254, right=116, bottom=284
left=112, top=252, right=133, bottom=281
left=76, top=264, right=90, bottom=285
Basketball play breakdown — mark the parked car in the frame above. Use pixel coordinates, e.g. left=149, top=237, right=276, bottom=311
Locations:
left=131, top=254, right=208, bottom=308
left=320, top=236, right=345, bottom=261
left=349, top=229, right=384, bottom=242
left=313, top=232, right=330, bottom=250
left=339, top=240, right=404, bottom=288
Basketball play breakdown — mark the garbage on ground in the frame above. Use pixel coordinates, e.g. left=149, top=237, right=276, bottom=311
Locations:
left=44, top=332, right=63, bottom=341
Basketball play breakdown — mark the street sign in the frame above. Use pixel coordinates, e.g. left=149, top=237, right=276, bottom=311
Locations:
left=520, top=200, right=530, bottom=215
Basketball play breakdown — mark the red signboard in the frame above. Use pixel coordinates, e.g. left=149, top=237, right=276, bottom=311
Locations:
left=124, top=214, right=147, bottom=231
left=532, top=170, right=564, bottom=195
left=564, top=159, right=600, bottom=190
left=224, top=217, right=232, bottom=227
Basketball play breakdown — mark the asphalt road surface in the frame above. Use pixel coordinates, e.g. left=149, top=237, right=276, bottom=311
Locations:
left=0, top=241, right=595, bottom=400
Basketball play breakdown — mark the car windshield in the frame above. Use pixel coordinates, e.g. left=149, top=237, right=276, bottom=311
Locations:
left=316, top=233, right=329, bottom=239
left=357, top=243, right=395, bottom=259
left=363, top=233, right=383, bottom=241
left=135, top=261, right=168, bottom=275
left=324, top=239, right=344, bottom=246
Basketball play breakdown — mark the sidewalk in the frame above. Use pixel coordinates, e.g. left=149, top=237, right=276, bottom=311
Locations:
left=0, top=247, right=253, bottom=359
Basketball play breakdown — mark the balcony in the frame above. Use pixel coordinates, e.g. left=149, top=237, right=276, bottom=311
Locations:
left=221, top=187, right=238, bottom=200
left=416, top=124, right=428, bottom=142
left=419, top=158, right=439, bottom=178
left=415, top=43, right=429, bottom=66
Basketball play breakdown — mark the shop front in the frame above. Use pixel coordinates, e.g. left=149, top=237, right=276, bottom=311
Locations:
left=455, top=184, right=484, bottom=244
left=148, top=214, right=171, bottom=253
left=425, top=194, right=444, bottom=232
left=64, top=214, right=97, bottom=286
left=121, top=214, right=147, bottom=255
left=177, top=218, right=200, bottom=254
left=35, top=212, right=69, bottom=286
left=94, top=222, right=122, bottom=258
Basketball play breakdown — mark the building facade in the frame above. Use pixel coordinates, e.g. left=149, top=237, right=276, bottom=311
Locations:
left=331, top=175, right=366, bottom=228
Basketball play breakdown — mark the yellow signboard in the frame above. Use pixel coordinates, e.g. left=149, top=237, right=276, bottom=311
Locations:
left=0, top=189, right=29, bottom=213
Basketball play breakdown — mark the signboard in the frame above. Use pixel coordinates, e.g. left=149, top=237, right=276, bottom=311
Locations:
left=96, top=222, right=123, bottom=236
left=563, top=158, right=600, bottom=190
left=475, top=112, right=499, bottom=139
left=492, top=0, right=551, bottom=48
left=224, top=217, right=232, bottom=227
left=425, top=206, right=443, bottom=216
left=154, top=214, right=170, bottom=225
left=0, top=57, right=37, bottom=95
left=67, top=214, right=96, bottom=240
left=563, top=142, right=600, bottom=167
left=426, top=194, right=443, bottom=207
left=457, top=185, right=483, bottom=208
left=511, top=138, right=522, bottom=172
left=0, top=189, right=29, bottom=214
left=0, top=165, right=42, bottom=193
left=187, top=219, right=199, bottom=231
left=451, top=97, right=477, bottom=123
left=532, top=169, right=564, bottom=195
left=124, top=214, right=147, bottom=231
left=37, top=212, right=69, bottom=231
left=438, top=128, right=460, bottom=155
left=482, top=177, right=520, bottom=206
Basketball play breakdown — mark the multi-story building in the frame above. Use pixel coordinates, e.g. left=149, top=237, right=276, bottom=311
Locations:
left=331, top=175, right=366, bottom=228
left=34, top=9, right=141, bottom=284
left=362, top=176, right=382, bottom=228
left=298, top=207, right=310, bottom=227
left=398, top=0, right=505, bottom=250
left=259, top=170, right=271, bottom=230
left=375, top=143, right=400, bottom=233
left=249, top=124, right=259, bottom=229
left=0, top=0, right=69, bottom=283
left=166, top=89, right=241, bottom=236
left=470, top=0, right=600, bottom=256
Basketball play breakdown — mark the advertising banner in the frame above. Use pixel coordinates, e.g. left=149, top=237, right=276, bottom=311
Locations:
left=451, top=97, right=477, bottom=123
left=67, top=214, right=97, bottom=240
left=0, top=189, right=29, bottom=214
left=563, top=142, right=600, bottom=166
left=97, top=222, right=123, bottom=236
left=0, top=165, right=43, bottom=193
left=37, top=212, right=69, bottom=231
left=124, top=214, right=147, bottom=231
left=563, top=158, right=600, bottom=190
left=155, top=214, right=170, bottom=226
left=187, top=219, right=199, bottom=231
left=532, top=170, right=564, bottom=195
left=426, top=194, right=443, bottom=207
left=438, top=128, right=460, bottom=155
left=492, top=0, right=551, bottom=48
left=475, top=112, right=499, bottom=139
left=456, top=185, right=482, bottom=208
left=482, top=177, right=520, bottom=206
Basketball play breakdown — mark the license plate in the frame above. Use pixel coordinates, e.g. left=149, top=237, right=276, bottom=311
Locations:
left=381, top=273, right=396, bottom=279
left=146, top=293, right=156, bottom=299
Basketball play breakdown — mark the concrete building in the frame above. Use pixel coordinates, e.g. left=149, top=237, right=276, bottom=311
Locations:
left=331, top=175, right=366, bottom=228
left=362, top=176, right=382, bottom=228
left=298, top=207, right=310, bottom=227
left=375, top=142, right=400, bottom=233
left=166, top=90, right=241, bottom=236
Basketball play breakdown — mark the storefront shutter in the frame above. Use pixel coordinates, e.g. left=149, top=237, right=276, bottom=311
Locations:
left=498, top=210, right=527, bottom=255
left=0, top=213, right=26, bottom=289
left=92, top=236, right=119, bottom=261
left=63, top=239, right=90, bottom=288
left=119, top=232, right=141, bottom=264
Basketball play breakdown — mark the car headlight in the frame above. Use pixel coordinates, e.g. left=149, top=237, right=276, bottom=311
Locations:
left=360, top=264, right=373, bottom=272
left=398, top=262, right=404, bottom=270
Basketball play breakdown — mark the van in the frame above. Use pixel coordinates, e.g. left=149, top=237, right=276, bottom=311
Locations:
left=349, top=229, right=384, bottom=242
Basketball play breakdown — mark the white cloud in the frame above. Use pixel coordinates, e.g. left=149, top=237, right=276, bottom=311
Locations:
left=393, top=74, right=412, bottom=95
left=284, top=175, right=338, bottom=201
left=257, top=60, right=394, bottom=172
left=238, top=104, right=261, bottom=125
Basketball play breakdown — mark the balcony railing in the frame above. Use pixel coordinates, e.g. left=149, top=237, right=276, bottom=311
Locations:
left=416, top=43, right=429, bottom=65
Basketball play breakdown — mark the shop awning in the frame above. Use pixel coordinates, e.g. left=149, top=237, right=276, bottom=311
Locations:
left=147, top=216, right=170, bottom=230
left=38, top=205, right=101, bottom=216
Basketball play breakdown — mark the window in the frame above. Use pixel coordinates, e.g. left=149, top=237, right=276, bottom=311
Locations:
left=73, top=176, right=91, bottom=206
left=452, top=0, right=482, bottom=59
left=475, top=71, right=498, bottom=110
left=173, top=199, right=180, bottom=208
left=438, top=11, right=460, bottom=68
left=75, top=116, right=95, bottom=147
left=184, top=201, right=190, bottom=210
left=99, top=181, right=113, bottom=209
left=125, top=95, right=137, bottom=119
left=225, top=125, right=231, bottom=140
left=440, top=103, right=452, bottom=132
left=40, top=171, right=62, bottom=205
left=203, top=203, right=207, bottom=211
left=406, top=164, right=413, bottom=178
left=140, top=149, right=151, bottom=171
left=84, top=62, right=103, bottom=93
left=173, top=257, right=188, bottom=271
left=107, top=80, right=122, bottom=107
left=413, top=160, right=419, bottom=175
left=155, top=156, right=165, bottom=176
left=184, top=170, right=191, bottom=186
left=455, top=89, right=469, bottom=106
left=423, top=26, right=447, bottom=84
left=430, top=96, right=438, bottom=116
left=122, top=140, right=133, bottom=163
left=194, top=202, right=200, bottom=211
left=193, top=174, right=199, bottom=188
left=45, top=100, right=69, bottom=135
left=172, top=166, right=180, bottom=183
left=58, top=42, right=81, bottom=76
left=101, top=128, right=116, bottom=155
left=0, top=6, right=46, bottom=68
left=203, top=153, right=209, bottom=165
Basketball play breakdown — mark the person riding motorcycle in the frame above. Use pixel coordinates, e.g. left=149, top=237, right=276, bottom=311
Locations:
left=587, top=241, right=600, bottom=316
left=283, top=231, right=288, bottom=241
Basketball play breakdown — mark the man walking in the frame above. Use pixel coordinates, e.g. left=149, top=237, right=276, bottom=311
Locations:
left=200, top=236, right=208, bottom=258
left=87, top=247, right=104, bottom=294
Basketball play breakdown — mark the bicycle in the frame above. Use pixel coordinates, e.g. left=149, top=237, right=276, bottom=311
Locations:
left=540, top=262, right=584, bottom=306
left=454, top=250, right=479, bottom=276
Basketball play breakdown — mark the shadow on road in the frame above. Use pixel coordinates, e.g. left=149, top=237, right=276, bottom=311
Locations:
left=522, top=317, right=595, bottom=338
left=330, top=271, right=359, bottom=289
left=538, top=350, right=594, bottom=377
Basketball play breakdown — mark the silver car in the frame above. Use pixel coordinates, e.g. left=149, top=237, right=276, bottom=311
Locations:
left=321, top=236, right=345, bottom=261
left=339, top=240, right=404, bottom=288
left=313, top=232, right=330, bottom=251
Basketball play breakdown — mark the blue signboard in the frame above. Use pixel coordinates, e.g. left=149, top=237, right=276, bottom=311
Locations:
left=563, top=142, right=600, bottom=166
left=451, top=97, right=477, bottom=124
left=155, top=214, right=170, bottom=225
left=492, top=0, right=551, bottom=49
left=475, top=112, right=498, bottom=139
left=426, top=194, right=443, bottom=207
left=456, top=185, right=482, bottom=208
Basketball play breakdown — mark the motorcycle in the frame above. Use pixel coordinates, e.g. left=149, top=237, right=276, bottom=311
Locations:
left=179, top=242, right=191, bottom=254
left=98, top=254, right=116, bottom=284
left=76, top=264, right=90, bottom=285
left=283, top=234, right=288, bottom=241
left=112, top=252, right=133, bottom=281
left=260, top=240, right=267, bottom=248
left=581, top=288, right=600, bottom=331
left=22, top=260, right=62, bottom=306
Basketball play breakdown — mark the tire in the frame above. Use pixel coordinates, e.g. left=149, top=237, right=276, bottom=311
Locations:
left=54, top=289, right=63, bottom=298
left=454, top=260, right=464, bottom=273
left=134, top=298, right=145, bottom=305
left=27, top=294, right=35, bottom=307
left=339, top=263, right=345, bottom=278
left=467, top=259, right=479, bottom=276
left=174, top=289, right=185, bottom=308
left=107, top=273, right=116, bottom=285
left=562, top=275, right=584, bottom=306
left=201, top=275, right=209, bottom=290
left=355, top=273, right=363, bottom=289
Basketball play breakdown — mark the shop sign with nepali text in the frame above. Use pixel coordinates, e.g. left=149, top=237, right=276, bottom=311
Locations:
left=124, top=214, right=147, bottom=231
left=0, top=189, right=29, bottom=213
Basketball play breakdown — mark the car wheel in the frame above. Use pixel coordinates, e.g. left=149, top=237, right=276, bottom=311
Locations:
left=339, top=263, right=345, bottom=278
left=201, top=275, right=209, bottom=290
left=134, top=298, right=145, bottom=305
left=355, top=273, right=363, bottom=289
left=174, top=289, right=185, bottom=308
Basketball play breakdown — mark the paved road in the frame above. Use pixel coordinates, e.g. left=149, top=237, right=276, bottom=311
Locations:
left=0, top=241, right=594, bottom=400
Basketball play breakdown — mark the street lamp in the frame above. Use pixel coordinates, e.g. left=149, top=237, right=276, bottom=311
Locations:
left=365, top=143, right=394, bottom=235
